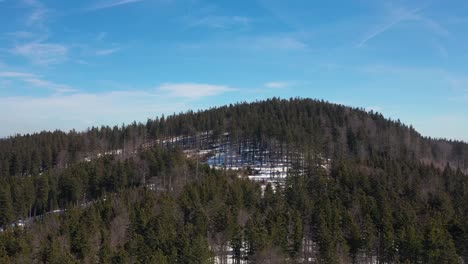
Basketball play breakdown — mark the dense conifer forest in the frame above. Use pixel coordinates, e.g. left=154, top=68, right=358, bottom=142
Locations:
left=0, top=98, right=467, bottom=263
left=1, top=98, right=467, bottom=179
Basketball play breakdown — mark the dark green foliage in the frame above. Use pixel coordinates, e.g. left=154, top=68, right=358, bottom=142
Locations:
left=0, top=185, right=14, bottom=228
left=1, top=98, right=467, bottom=179
left=0, top=147, right=466, bottom=263
left=0, top=98, right=466, bottom=263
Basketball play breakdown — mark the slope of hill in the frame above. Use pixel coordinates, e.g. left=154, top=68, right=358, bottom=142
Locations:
left=1, top=98, right=466, bottom=179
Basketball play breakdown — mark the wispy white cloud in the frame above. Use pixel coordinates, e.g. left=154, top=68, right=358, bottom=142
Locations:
left=22, top=0, right=51, bottom=29
left=7, top=31, right=35, bottom=39
left=89, top=0, right=145, bottom=11
left=21, top=0, right=44, bottom=8
left=358, top=6, right=422, bottom=48
left=23, top=78, right=76, bottom=93
left=11, top=42, right=68, bottom=65
left=358, top=64, right=444, bottom=76
left=179, top=34, right=307, bottom=52
left=95, top=47, right=121, bottom=56
left=188, top=15, right=252, bottom=29
left=256, top=0, right=309, bottom=31
left=264, top=81, right=293, bottom=89
left=74, top=59, right=93, bottom=66
left=23, top=0, right=41, bottom=6
left=0, top=71, right=76, bottom=93
left=6, top=1, right=63, bottom=65
left=0, top=91, right=186, bottom=137
left=27, top=8, right=48, bottom=26
left=358, top=4, right=449, bottom=48
left=254, top=36, right=307, bottom=50
left=0, top=71, right=37, bottom=78
left=418, top=16, right=449, bottom=36
left=157, top=83, right=236, bottom=99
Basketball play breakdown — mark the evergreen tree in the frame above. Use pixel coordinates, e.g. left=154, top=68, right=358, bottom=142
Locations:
left=0, top=186, right=13, bottom=228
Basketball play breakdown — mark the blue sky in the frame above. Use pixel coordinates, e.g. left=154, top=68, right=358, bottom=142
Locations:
left=0, top=0, right=467, bottom=141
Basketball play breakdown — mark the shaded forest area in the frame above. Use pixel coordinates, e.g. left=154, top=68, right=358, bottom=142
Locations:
left=0, top=145, right=467, bottom=263
left=0, top=98, right=467, bottom=263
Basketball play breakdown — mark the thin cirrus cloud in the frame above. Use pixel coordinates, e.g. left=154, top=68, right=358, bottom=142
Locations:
left=22, top=0, right=50, bottom=28
left=264, top=81, right=293, bottom=89
left=11, top=42, right=68, bottom=65
left=188, top=16, right=252, bottom=29
left=95, top=47, right=121, bottom=56
left=0, top=71, right=37, bottom=78
left=0, top=80, right=236, bottom=136
left=0, top=91, right=186, bottom=137
left=357, top=4, right=449, bottom=48
left=7, top=31, right=35, bottom=39
left=27, top=8, right=48, bottom=26
left=0, top=71, right=76, bottom=93
left=88, top=0, right=145, bottom=11
left=255, top=36, right=307, bottom=50
left=23, top=78, right=76, bottom=93
left=157, top=83, right=237, bottom=99
left=178, top=35, right=307, bottom=52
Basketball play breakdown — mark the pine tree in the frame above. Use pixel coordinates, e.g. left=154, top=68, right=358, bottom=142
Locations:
left=0, top=186, right=13, bottom=228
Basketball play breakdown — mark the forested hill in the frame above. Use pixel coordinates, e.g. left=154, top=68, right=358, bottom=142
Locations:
left=0, top=98, right=467, bottom=263
left=1, top=97, right=467, bottom=179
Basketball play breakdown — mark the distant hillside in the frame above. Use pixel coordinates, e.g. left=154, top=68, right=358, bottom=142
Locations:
left=1, top=98, right=467, bottom=178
